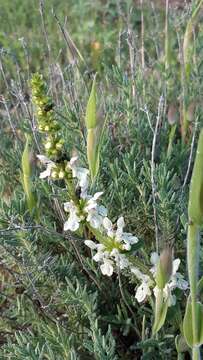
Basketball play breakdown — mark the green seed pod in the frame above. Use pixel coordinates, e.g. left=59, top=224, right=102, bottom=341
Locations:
left=188, top=129, right=203, bottom=225
left=155, top=247, right=173, bottom=289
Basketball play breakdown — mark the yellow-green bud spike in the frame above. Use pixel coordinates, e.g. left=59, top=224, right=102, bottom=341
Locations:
left=188, top=129, right=203, bottom=225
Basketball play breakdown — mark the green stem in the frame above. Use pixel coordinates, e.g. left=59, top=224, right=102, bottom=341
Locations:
left=187, top=223, right=200, bottom=354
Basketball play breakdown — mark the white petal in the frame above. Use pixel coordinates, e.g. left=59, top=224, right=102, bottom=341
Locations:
left=88, top=214, right=102, bottom=229
left=172, top=258, right=181, bottom=275
left=135, top=282, right=151, bottom=303
left=64, top=214, right=80, bottom=232
left=37, top=155, right=53, bottom=164
left=116, top=254, right=129, bottom=269
left=84, top=240, right=97, bottom=250
left=39, top=169, right=51, bottom=179
left=93, top=192, right=103, bottom=200
left=122, top=233, right=139, bottom=245
left=69, top=156, right=78, bottom=167
left=39, top=168, right=51, bottom=179
left=117, top=216, right=125, bottom=230
left=98, top=205, right=108, bottom=217
left=100, top=260, right=114, bottom=276
left=174, top=273, right=188, bottom=290
left=122, top=243, right=131, bottom=251
left=103, top=217, right=113, bottom=231
left=64, top=201, right=75, bottom=212
left=93, top=252, right=104, bottom=262
left=96, top=244, right=105, bottom=251
left=85, top=200, right=97, bottom=211
left=150, top=252, right=159, bottom=265
left=153, top=286, right=160, bottom=299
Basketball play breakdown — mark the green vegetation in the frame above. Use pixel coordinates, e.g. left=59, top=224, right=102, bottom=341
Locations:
left=0, top=0, right=203, bottom=359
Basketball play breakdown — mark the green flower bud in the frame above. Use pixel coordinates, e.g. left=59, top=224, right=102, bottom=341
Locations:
left=155, top=247, right=173, bottom=289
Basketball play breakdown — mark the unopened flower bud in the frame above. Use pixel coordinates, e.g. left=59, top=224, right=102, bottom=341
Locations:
left=55, top=142, right=63, bottom=150
left=155, top=247, right=173, bottom=289
left=51, top=170, right=58, bottom=179
left=45, top=141, right=52, bottom=150
left=37, top=109, right=43, bottom=116
left=58, top=170, right=65, bottom=179
left=51, top=149, right=58, bottom=156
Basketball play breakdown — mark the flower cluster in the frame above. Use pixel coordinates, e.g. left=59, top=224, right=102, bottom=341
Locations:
left=37, top=147, right=139, bottom=276
left=131, top=252, right=188, bottom=305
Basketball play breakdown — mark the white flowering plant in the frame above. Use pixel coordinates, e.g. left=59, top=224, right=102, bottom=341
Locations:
left=21, top=73, right=192, bottom=360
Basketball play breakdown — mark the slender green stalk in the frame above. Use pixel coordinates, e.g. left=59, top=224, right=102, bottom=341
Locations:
left=187, top=223, right=200, bottom=353
left=184, top=129, right=203, bottom=358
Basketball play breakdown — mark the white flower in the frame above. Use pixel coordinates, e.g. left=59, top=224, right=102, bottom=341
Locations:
left=63, top=201, right=81, bottom=232
left=153, top=285, right=176, bottom=307
left=84, top=192, right=107, bottom=229
left=110, top=248, right=129, bottom=269
left=37, top=155, right=56, bottom=179
left=85, top=240, right=114, bottom=276
left=100, top=259, right=114, bottom=276
left=68, top=157, right=89, bottom=197
left=103, top=216, right=139, bottom=250
left=135, top=282, right=151, bottom=303
left=85, top=215, right=139, bottom=277
left=103, top=217, right=114, bottom=237
left=152, top=253, right=188, bottom=306
left=131, top=267, right=152, bottom=303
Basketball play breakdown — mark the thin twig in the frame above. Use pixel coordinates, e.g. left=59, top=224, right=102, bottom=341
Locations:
left=140, top=106, right=154, bottom=133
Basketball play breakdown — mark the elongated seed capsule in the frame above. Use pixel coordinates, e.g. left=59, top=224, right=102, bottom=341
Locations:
left=188, top=129, right=203, bottom=225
